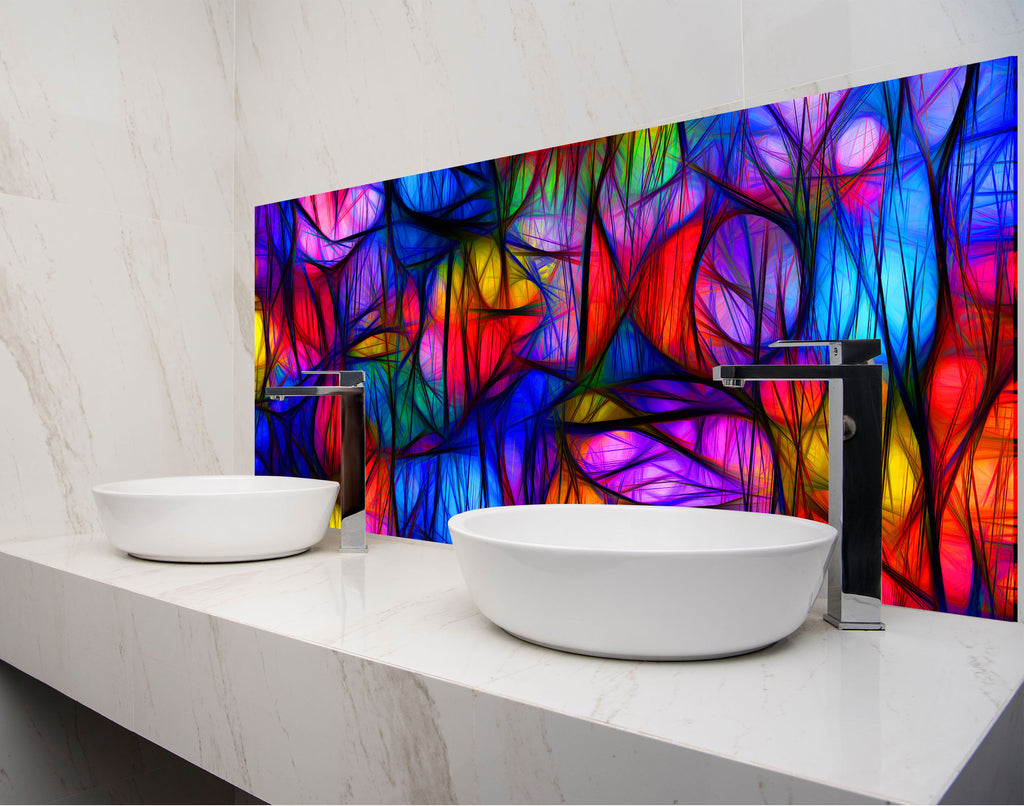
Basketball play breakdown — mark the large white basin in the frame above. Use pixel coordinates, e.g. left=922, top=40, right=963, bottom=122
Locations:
left=93, top=476, right=338, bottom=562
left=448, top=504, right=837, bottom=660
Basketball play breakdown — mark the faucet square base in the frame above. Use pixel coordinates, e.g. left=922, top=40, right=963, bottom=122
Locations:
left=824, top=613, right=886, bottom=630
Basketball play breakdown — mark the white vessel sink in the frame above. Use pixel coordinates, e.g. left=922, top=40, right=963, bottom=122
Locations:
left=448, top=504, right=837, bottom=660
left=93, top=475, right=338, bottom=562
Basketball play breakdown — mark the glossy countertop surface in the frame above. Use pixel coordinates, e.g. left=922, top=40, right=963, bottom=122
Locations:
left=2, top=521, right=1023, bottom=803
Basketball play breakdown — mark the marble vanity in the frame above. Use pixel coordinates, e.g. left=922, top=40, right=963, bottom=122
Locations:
left=0, top=525, right=1021, bottom=804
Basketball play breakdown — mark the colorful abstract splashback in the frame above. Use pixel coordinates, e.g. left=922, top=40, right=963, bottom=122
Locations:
left=256, top=57, right=1017, bottom=620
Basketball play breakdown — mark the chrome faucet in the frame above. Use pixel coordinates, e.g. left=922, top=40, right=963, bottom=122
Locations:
left=713, top=340, right=884, bottom=630
left=265, top=370, right=367, bottom=553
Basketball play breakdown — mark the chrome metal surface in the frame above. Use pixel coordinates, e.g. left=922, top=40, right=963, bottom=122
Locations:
left=714, top=339, right=885, bottom=630
left=265, top=385, right=364, bottom=397
left=261, top=371, right=368, bottom=553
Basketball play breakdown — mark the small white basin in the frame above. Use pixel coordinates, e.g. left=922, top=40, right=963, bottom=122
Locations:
left=93, top=475, right=338, bottom=562
left=448, top=504, right=837, bottom=660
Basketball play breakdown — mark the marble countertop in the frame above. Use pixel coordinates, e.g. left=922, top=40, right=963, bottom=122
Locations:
left=1, top=524, right=1023, bottom=804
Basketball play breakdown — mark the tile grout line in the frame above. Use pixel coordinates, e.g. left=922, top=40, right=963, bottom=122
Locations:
left=231, top=0, right=240, bottom=477
left=739, top=0, right=746, bottom=105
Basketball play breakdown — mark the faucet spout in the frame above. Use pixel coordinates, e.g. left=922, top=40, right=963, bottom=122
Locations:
left=263, top=370, right=368, bottom=554
left=713, top=339, right=885, bottom=631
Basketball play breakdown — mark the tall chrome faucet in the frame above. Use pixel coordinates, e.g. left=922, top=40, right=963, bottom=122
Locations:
left=265, top=370, right=367, bottom=553
left=713, top=340, right=884, bottom=630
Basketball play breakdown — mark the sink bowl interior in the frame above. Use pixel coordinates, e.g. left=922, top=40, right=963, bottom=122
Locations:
left=448, top=504, right=837, bottom=661
left=93, top=475, right=338, bottom=563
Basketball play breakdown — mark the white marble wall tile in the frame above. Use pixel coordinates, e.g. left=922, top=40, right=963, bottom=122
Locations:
left=414, top=0, right=744, bottom=169
left=741, top=0, right=1024, bottom=103
left=740, top=42, right=1022, bottom=114
left=234, top=0, right=423, bottom=211
left=233, top=0, right=743, bottom=215
left=0, top=193, right=233, bottom=540
left=0, top=0, right=234, bottom=229
left=1, top=0, right=236, bottom=548
left=233, top=226, right=256, bottom=473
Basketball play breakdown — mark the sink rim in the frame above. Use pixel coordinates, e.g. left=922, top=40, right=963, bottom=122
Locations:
left=93, top=474, right=339, bottom=497
left=448, top=503, right=837, bottom=556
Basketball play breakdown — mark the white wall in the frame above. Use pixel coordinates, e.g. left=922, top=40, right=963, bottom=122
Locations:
left=0, top=0, right=238, bottom=800
left=0, top=0, right=236, bottom=543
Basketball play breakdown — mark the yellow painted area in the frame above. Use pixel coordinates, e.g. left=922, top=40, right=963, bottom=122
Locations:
left=767, top=384, right=921, bottom=532
left=884, top=433, right=916, bottom=515
left=563, top=392, right=631, bottom=424
left=465, top=239, right=542, bottom=312
left=800, top=427, right=829, bottom=472
left=350, top=332, right=405, bottom=359
left=506, top=271, right=541, bottom=310
left=778, top=437, right=816, bottom=506
left=760, top=398, right=829, bottom=518
left=882, top=402, right=922, bottom=526
left=471, top=239, right=504, bottom=307
left=427, top=259, right=464, bottom=321
left=254, top=302, right=267, bottom=393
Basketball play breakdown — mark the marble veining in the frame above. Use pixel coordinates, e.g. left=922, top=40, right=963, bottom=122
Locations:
left=233, top=0, right=744, bottom=214
left=0, top=199, right=101, bottom=538
left=0, top=196, right=234, bottom=541
left=1, top=0, right=236, bottom=544
left=0, top=528, right=1021, bottom=803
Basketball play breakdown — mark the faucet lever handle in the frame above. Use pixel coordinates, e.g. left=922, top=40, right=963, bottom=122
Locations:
left=299, top=370, right=365, bottom=388
left=769, top=339, right=881, bottom=365
left=300, top=370, right=341, bottom=381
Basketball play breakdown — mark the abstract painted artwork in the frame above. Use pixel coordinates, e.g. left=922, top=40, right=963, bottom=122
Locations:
left=256, top=57, right=1017, bottom=620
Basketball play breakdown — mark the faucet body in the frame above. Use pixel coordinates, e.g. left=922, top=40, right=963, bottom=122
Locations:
left=265, top=370, right=367, bottom=553
left=713, top=340, right=884, bottom=630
